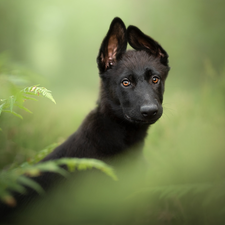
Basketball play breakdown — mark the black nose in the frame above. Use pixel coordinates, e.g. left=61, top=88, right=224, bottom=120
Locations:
left=140, top=104, right=158, bottom=118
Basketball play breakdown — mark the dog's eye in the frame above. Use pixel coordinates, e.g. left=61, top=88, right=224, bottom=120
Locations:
left=152, top=76, right=160, bottom=84
left=122, top=79, right=131, bottom=87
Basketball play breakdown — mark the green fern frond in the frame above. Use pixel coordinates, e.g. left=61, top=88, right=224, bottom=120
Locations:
left=17, top=176, right=44, bottom=195
left=19, top=162, right=68, bottom=178
left=19, top=143, right=59, bottom=167
left=55, top=158, right=118, bottom=181
left=15, top=104, right=32, bottom=114
left=0, top=85, right=56, bottom=121
left=9, top=95, right=16, bottom=112
left=22, top=85, right=56, bottom=104
left=2, top=110, right=23, bottom=119
left=0, top=102, right=6, bottom=115
left=22, top=95, right=38, bottom=101
left=0, top=156, right=117, bottom=206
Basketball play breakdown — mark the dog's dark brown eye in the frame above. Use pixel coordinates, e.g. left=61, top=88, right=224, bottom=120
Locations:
left=122, top=79, right=131, bottom=87
left=152, top=76, right=160, bottom=84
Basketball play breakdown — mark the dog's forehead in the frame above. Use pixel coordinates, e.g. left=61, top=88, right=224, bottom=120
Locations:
left=119, top=50, right=167, bottom=76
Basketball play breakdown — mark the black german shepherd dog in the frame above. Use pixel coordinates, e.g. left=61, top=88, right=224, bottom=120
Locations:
left=0, top=17, right=169, bottom=220
left=43, top=17, right=169, bottom=162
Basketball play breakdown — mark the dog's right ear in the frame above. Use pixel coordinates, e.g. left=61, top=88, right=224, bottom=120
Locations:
left=97, top=17, right=127, bottom=74
left=127, top=25, right=169, bottom=66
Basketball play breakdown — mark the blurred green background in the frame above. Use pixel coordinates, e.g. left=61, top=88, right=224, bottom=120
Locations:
left=0, top=0, right=225, bottom=224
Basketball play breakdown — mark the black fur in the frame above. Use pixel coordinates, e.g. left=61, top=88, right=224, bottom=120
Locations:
left=43, top=17, right=169, bottom=162
left=0, top=17, right=170, bottom=221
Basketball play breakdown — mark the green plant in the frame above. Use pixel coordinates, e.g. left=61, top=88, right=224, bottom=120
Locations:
left=0, top=57, right=117, bottom=207
left=0, top=153, right=117, bottom=206
left=0, top=83, right=117, bottom=206
left=0, top=85, right=56, bottom=122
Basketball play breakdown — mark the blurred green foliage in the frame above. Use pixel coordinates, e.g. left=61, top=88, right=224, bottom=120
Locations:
left=0, top=0, right=225, bottom=224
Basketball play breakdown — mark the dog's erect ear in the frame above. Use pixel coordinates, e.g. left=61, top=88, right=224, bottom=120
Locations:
left=97, top=17, right=127, bottom=73
left=127, top=26, right=168, bottom=66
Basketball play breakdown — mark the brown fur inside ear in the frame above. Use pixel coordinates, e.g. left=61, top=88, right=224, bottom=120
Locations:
left=97, top=17, right=127, bottom=73
left=139, top=36, right=158, bottom=55
left=106, top=35, right=118, bottom=69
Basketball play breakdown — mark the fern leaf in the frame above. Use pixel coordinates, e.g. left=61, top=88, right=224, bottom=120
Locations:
left=9, top=96, right=16, bottom=112
left=0, top=157, right=117, bottom=205
left=18, top=162, right=69, bottom=182
left=24, top=143, right=59, bottom=165
left=44, top=91, right=56, bottom=104
left=55, top=158, right=118, bottom=180
left=15, top=104, right=32, bottom=114
left=22, top=85, right=56, bottom=104
left=0, top=103, right=6, bottom=115
left=22, top=95, right=38, bottom=101
left=0, top=175, right=26, bottom=194
left=17, top=176, right=45, bottom=195
left=2, top=110, right=23, bottom=119
left=30, top=162, right=69, bottom=177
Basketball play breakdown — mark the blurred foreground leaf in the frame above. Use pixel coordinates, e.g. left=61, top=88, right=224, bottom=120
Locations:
left=0, top=156, right=117, bottom=206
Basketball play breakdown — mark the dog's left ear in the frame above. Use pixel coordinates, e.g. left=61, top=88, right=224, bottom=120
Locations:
left=97, top=17, right=127, bottom=73
left=127, top=25, right=168, bottom=66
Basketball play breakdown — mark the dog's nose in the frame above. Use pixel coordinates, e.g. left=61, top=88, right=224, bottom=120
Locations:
left=140, top=104, right=158, bottom=118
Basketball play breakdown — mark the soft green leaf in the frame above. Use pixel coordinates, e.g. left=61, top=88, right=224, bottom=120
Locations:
left=55, top=158, right=117, bottom=180
left=0, top=102, right=6, bottom=115
left=0, top=178, right=26, bottom=194
left=33, top=162, right=69, bottom=177
left=44, top=92, right=56, bottom=104
left=22, top=85, right=56, bottom=104
left=15, top=104, right=32, bottom=114
left=23, top=168, right=42, bottom=177
left=17, top=176, right=45, bottom=195
left=2, top=110, right=23, bottom=119
left=26, top=143, right=59, bottom=165
left=0, top=84, right=55, bottom=120
left=9, top=95, right=16, bottom=112
left=22, top=95, right=38, bottom=101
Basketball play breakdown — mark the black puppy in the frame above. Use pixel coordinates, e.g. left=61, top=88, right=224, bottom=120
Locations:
left=0, top=17, right=170, bottom=220
left=43, top=17, right=169, bottom=163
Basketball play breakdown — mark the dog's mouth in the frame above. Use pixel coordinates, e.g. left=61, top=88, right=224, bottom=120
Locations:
left=124, top=114, right=159, bottom=125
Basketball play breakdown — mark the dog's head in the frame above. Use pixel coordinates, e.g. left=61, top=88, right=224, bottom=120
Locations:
left=97, top=17, right=170, bottom=125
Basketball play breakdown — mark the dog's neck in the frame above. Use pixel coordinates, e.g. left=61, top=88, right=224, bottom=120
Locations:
left=75, top=103, right=150, bottom=159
